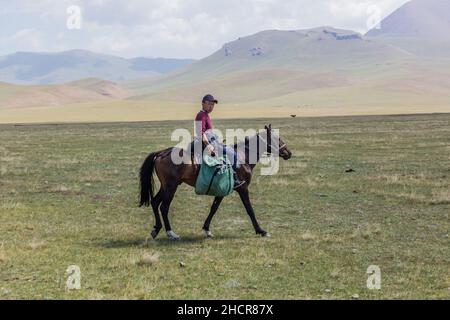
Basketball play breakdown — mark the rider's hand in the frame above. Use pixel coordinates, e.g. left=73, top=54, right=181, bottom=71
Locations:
left=206, top=144, right=215, bottom=156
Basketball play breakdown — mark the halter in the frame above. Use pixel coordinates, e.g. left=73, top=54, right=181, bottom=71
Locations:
left=258, top=131, right=287, bottom=156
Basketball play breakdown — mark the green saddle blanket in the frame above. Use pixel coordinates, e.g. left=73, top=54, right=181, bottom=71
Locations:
left=195, top=154, right=234, bottom=197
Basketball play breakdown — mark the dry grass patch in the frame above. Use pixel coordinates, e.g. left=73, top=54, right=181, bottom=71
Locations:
left=27, top=239, right=47, bottom=250
left=46, top=156, right=81, bottom=164
left=280, top=162, right=308, bottom=175
left=87, top=290, right=105, bottom=300
left=304, top=177, right=319, bottom=188
left=43, top=158, right=82, bottom=169
left=0, top=201, right=27, bottom=210
left=50, top=185, right=84, bottom=195
left=0, top=243, right=7, bottom=263
left=330, top=269, right=342, bottom=279
left=79, top=172, right=107, bottom=183
left=131, top=253, right=160, bottom=267
left=396, top=189, right=450, bottom=205
left=430, top=189, right=450, bottom=205
left=350, top=224, right=382, bottom=240
left=0, top=155, right=24, bottom=163
left=0, top=252, right=7, bottom=263
left=300, top=231, right=317, bottom=241
left=368, top=187, right=450, bottom=205
left=303, top=138, right=335, bottom=147
left=370, top=173, right=447, bottom=188
left=271, top=178, right=290, bottom=186
left=0, top=165, right=8, bottom=176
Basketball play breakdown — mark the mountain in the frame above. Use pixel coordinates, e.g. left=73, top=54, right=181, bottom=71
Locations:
left=0, top=50, right=195, bottom=85
left=366, top=0, right=450, bottom=40
left=366, top=0, right=450, bottom=57
left=129, top=57, right=195, bottom=74
left=128, top=26, right=415, bottom=103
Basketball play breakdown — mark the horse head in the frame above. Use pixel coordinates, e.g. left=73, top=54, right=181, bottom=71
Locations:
left=265, top=124, right=292, bottom=160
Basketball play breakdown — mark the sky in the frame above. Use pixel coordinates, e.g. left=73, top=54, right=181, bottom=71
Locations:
left=0, top=0, right=411, bottom=59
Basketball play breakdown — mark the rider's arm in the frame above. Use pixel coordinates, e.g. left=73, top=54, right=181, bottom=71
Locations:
left=196, top=111, right=214, bottom=152
left=203, top=133, right=215, bottom=155
left=202, top=133, right=210, bottom=146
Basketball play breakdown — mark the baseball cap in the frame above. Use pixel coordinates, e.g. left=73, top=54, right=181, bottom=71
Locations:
left=202, top=94, right=218, bottom=104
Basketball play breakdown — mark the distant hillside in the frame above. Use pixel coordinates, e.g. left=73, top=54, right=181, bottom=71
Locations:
left=0, top=50, right=195, bottom=85
left=127, top=27, right=416, bottom=103
left=129, top=57, right=195, bottom=74
left=0, top=78, right=131, bottom=109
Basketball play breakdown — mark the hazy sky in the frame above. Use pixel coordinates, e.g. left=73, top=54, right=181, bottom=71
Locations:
left=0, top=0, right=410, bottom=59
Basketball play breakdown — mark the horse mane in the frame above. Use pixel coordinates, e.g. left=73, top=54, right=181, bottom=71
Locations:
left=233, top=133, right=259, bottom=151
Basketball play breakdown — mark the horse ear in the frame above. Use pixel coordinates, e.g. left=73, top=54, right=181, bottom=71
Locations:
left=264, top=125, right=269, bottom=130
left=269, top=124, right=272, bottom=129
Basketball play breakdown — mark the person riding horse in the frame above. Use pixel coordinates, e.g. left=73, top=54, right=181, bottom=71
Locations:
left=139, top=96, right=292, bottom=240
left=195, top=94, right=244, bottom=189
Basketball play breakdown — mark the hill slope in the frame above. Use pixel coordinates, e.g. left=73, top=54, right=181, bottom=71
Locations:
left=128, top=27, right=416, bottom=103
left=0, top=78, right=131, bottom=109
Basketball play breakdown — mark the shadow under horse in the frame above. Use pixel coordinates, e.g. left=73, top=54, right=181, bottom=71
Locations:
left=139, top=124, right=292, bottom=240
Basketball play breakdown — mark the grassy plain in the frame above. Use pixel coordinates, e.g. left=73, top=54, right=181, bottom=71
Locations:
left=1, top=97, right=450, bottom=125
left=0, top=114, right=449, bottom=299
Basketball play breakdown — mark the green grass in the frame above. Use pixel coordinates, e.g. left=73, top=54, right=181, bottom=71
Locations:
left=0, top=114, right=449, bottom=299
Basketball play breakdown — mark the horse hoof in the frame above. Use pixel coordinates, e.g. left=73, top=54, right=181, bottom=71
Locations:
left=167, top=230, right=181, bottom=241
left=261, top=232, right=271, bottom=238
left=203, top=230, right=214, bottom=238
left=151, top=228, right=160, bottom=239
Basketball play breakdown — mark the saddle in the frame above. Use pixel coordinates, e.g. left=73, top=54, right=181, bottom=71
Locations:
left=188, top=140, right=203, bottom=176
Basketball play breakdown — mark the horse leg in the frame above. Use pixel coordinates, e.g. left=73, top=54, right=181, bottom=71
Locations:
left=237, top=187, right=270, bottom=237
left=160, top=185, right=180, bottom=241
left=202, top=197, right=224, bottom=238
left=150, top=189, right=163, bottom=239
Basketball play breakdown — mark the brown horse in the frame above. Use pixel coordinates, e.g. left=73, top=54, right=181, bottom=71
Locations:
left=139, top=124, right=292, bottom=240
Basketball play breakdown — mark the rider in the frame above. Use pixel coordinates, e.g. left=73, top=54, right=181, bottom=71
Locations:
left=195, top=94, right=245, bottom=189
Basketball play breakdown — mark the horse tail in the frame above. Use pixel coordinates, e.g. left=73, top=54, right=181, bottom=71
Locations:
left=139, top=152, right=158, bottom=207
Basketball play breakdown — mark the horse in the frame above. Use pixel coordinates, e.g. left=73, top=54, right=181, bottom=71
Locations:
left=139, top=124, right=292, bottom=240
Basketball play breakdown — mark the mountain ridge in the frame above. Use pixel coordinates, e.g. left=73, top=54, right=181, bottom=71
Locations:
left=366, top=0, right=450, bottom=40
left=0, top=49, right=195, bottom=85
left=126, top=26, right=418, bottom=102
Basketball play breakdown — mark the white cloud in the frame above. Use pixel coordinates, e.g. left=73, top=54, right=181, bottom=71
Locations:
left=0, top=29, right=44, bottom=52
left=0, top=0, right=411, bottom=58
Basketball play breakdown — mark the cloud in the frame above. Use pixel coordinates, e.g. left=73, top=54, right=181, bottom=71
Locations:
left=0, top=0, right=411, bottom=58
left=0, top=29, right=44, bottom=52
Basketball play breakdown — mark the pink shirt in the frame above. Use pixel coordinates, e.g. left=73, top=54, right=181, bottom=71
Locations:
left=195, top=110, right=213, bottom=136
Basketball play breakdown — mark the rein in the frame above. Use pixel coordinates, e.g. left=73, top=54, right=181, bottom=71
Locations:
left=240, top=131, right=287, bottom=165
left=261, top=133, right=287, bottom=154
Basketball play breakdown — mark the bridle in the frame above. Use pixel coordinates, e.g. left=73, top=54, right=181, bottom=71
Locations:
left=278, top=142, right=288, bottom=153
left=257, top=131, right=288, bottom=156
